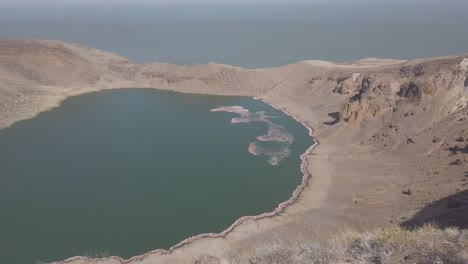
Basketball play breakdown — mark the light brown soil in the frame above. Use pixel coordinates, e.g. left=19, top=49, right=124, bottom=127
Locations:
left=0, top=39, right=467, bottom=264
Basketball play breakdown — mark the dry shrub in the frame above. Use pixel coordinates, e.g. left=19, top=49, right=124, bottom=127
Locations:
left=229, top=224, right=468, bottom=264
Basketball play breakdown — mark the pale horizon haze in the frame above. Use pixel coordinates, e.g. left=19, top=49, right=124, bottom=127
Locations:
left=1, top=0, right=467, bottom=67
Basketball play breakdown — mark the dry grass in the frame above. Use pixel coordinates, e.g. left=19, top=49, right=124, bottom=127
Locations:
left=226, top=224, right=468, bottom=264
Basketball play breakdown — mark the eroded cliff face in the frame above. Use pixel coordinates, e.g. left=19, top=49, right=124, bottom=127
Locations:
left=337, top=58, right=468, bottom=128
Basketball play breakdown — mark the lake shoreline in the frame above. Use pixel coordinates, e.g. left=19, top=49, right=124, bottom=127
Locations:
left=5, top=87, right=320, bottom=264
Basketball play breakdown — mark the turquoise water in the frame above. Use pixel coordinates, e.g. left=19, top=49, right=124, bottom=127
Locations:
left=0, top=89, right=313, bottom=263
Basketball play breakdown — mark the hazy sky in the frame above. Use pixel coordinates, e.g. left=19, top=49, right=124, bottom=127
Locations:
left=0, top=0, right=435, bottom=7
left=2, top=0, right=290, bottom=8
left=1, top=0, right=467, bottom=66
left=2, top=0, right=298, bottom=5
left=2, top=0, right=305, bottom=3
left=1, top=0, right=460, bottom=8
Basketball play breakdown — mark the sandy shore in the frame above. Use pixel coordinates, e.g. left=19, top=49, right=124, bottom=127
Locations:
left=1, top=39, right=467, bottom=264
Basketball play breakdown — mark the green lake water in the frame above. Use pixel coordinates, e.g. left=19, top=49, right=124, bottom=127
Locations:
left=0, top=89, right=313, bottom=263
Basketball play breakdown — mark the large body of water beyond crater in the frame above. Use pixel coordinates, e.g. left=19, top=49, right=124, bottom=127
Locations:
left=0, top=89, right=313, bottom=263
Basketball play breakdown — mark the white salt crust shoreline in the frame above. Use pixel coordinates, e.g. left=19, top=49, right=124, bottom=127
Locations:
left=50, top=95, right=318, bottom=264
left=210, top=104, right=294, bottom=165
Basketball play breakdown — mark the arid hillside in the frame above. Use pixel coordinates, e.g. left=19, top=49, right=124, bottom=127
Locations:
left=0, top=39, right=467, bottom=264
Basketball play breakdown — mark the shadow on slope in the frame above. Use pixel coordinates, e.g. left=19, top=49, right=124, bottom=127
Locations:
left=402, top=189, right=468, bottom=229
left=323, top=112, right=340, bottom=126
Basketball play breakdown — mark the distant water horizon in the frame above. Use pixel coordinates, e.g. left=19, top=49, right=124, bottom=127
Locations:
left=1, top=1, right=468, bottom=68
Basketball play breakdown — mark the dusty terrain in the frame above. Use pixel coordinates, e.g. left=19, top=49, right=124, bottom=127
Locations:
left=0, top=39, right=467, bottom=264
